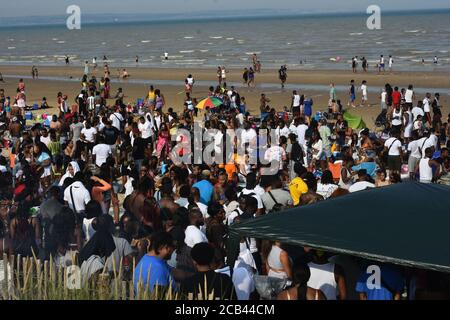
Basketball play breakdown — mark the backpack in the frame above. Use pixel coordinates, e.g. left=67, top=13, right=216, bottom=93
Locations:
left=267, top=191, right=288, bottom=213
left=291, top=142, right=304, bottom=164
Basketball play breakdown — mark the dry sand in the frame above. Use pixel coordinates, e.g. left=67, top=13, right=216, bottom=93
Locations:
left=1, top=65, right=449, bottom=129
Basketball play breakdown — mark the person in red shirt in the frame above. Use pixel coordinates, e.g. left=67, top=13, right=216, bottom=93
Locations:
left=392, top=86, right=401, bottom=109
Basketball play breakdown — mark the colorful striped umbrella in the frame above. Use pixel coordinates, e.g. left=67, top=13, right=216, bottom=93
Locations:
left=195, top=97, right=223, bottom=110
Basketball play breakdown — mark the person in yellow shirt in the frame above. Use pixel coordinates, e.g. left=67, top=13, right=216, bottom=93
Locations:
left=147, top=85, right=156, bottom=106
left=289, top=162, right=308, bottom=206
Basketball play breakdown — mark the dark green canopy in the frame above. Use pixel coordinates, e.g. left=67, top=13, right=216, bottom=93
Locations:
left=228, top=182, right=450, bottom=273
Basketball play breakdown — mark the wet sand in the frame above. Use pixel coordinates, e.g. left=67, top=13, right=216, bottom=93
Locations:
left=1, top=65, right=449, bottom=129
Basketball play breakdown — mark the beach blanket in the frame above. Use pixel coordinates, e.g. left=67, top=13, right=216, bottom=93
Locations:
left=343, top=111, right=366, bottom=130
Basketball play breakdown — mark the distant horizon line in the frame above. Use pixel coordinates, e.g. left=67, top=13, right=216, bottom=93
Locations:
left=1, top=8, right=450, bottom=28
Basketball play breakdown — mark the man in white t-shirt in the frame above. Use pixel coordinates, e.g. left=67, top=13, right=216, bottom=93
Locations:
left=423, top=93, right=432, bottom=125
left=384, top=133, right=403, bottom=173
left=292, top=117, right=308, bottom=146
left=138, top=115, right=153, bottom=141
left=411, top=102, right=424, bottom=121
left=291, top=90, right=301, bottom=116
left=380, top=89, right=387, bottom=110
left=186, top=74, right=195, bottom=87
left=275, top=121, right=290, bottom=140
left=64, top=176, right=91, bottom=213
left=264, top=143, right=286, bottom=171
left=349, top=170, right=375, bottom=193
left=240, top=121, right=257, bottom=152
left=40, top=128, right=51, bottom=147
left=184, top=209, right=208, bottom=248
left=405, top=85, right=414, bottom=106
left=92, top=137, right=112, bottom=167
left=221, top=66, right=227, bottom=82
left=407, top=134, right=422, bottom=178
left=109, top=110, right=124, bottom=131
left=389, top=55, right=394, bottom=72
left=238, top=172, right=265, bottom=214
left=360, top=80, right=368, bottom=107
left=81, top=122, right=97, bottom=143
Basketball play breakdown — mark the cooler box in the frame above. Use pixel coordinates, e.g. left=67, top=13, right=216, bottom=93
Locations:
left=25, top=112, right=33, bottom=120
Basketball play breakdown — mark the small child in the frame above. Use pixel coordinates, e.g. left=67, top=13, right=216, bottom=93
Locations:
left=41, top=97, right=49, bottom=109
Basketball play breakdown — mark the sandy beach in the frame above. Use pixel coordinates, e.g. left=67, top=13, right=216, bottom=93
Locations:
left=1, top=65, right=449, bottom=129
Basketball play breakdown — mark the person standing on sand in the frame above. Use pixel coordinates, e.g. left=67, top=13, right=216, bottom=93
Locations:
left=217, top=66, right=222, bottom=85
left=352, top=57, right=357, bottom=73
left=360, top=80, right=368, bottom=107
left=135, top=56, right=139, bottom=66
left=248, top=67, right=255, bottom=87
left=389, top=55, right=394, bottom=73
left=221, top=66, right=227, bottom=84
left=84, top=61, right=89, bottom=75
left=252, top=53, right=258, bottom=71
left=291, top=90, right=301, bottom=117
left=329, top=83, right=337, bottom=106
left=186, top=74, right=195, bottom=92
left=279, top=65, right=287, bottom=88
left=242, top=68, right=249, bottom=85
left=256, top=60, right=262, bottom=73
left=378, top=55, right=385, bottom=74
left=348, top=80, right=356, bottom=108
left=31, top=66, right=38, bottom=79
left=361, top=57, right=368, bottom=72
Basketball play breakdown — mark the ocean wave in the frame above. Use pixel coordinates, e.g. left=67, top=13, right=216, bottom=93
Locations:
left=226, top=38, right=234, bottom=40
left=209, top=36, right=223, bottom=39
left=349, top=33, right=364, bottom=36
left=8, top=47, right=15, bottom=50
left=164, top=55, right=184, bottom=58
left=410, top=50, right=433, bottom=54
left=57, top=41, right=65, bottom=44
left=141, top=40, right=151, bottom=43
left=245, top=52, right=261, bottom=55
left=179, top=50, right=194, bottom=53
left=199, top=50, right=209, bottom=53
left=175, top=62, right=204, bottom=65
left=404, top=30, right=420, bottom=33
left=184, top=36, right=194, bottom=39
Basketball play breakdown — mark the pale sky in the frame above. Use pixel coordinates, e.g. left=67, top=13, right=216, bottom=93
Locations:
left=1, top=0, right=449, bottom=17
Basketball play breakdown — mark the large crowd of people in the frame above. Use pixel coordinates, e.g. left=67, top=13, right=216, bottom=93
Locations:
left=0, top=66, right=449, bottom=300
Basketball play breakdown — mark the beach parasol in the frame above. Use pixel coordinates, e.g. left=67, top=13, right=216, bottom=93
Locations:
left=195, top=97, right=223, bottom=110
